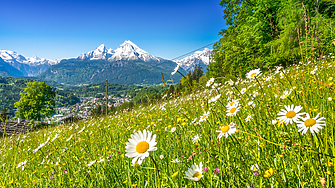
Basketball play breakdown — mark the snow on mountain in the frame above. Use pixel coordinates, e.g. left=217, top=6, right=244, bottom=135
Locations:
left=0, top=50, right=60, bottom=66
left=78, top=44, right=114, bottom=60
left=0, top=49, right=60, bottom=76
left=108, top=40, right=162, bottom=63
left=78, top=41, right=162, bottom=64
left=173, top=48, right=212, bottom=71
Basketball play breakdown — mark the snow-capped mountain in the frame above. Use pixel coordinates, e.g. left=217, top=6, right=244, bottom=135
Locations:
left=78, top=44, right=114, bottom=60
left=78, top=40, right=163, bottom=64
left=0, top=50, right=59, bottom=66
left=173, top=48, right=212, bottom=71
left=0, top=49, right=60, bottom=76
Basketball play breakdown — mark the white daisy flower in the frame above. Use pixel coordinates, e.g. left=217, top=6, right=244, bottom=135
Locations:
left=228, top=79, right=235, bottom=86
left=226, top=99, right=240, bottom=108
left=226, top=105, right=240, bottom=116
left=248, top=101, right=255, bottom=108
left=206, top=78, right=215, bottom=87
left=192, top=134, right=201, bottom=144
left=246, top=68, right=262, bottom=79
left=184, top=162, right=203, bottom=182
left=296, top=113, right=326, bottom=135
left=125, top=130, right=157, bottom=166
left=216, top=122, right=237, bottom=139
left=209, top=94, right=221, bottom=103
left=171, top=64, right=180, bottom=75
left=253, top=91, right=259, bottom=97
left=212, top=83, right=219, bottom=89
left=199, top=111, right=210, bottom=122
left=250, top=164, right=259, bottom=171
left=271, top=119, right=277, bottom=125
left=277, top=104, right=304, bottom=125
left=170, top=127, right=176, bottom=133
left=160, top=155, right=164, bottom=160
left=240, top=88, right=247, bottom=94
left=171, top=158, right=180, bottom=163
left=245, top=115, right=252, bottom=122
left=280, top=90, right=292, bottom=99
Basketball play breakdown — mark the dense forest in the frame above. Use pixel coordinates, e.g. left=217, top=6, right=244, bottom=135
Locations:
left=208, top=0, right=335, bottom=80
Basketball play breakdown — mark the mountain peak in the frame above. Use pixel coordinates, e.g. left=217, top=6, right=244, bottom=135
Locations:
left=96, top=44, right=106, bottom=51
left=31, top=55, right=40, bottom=60
left=174, top=48, right=212, bottom=71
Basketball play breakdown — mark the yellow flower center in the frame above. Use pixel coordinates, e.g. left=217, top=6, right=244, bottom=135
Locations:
left=193, top=172, right=201, bottom=179
left=196, top=138, right=199, bottom=141
left=209, top=81, right=213, bottom=85
left=230, top=101, right=235, bottom=106
left=230, top=107, right=236, bottom=113
left=250, top=72, right=257, bottom=77
left=253, top=167, right=258, bottom=171
left=136, top=141, right=149, bottom=153
left=285, top=111, right=296, bottom=118
left=201, top=115, right=207, bottom=119
left=304, top=118, right=316, bottom=127
left=221, top=125, right=230, bottom=133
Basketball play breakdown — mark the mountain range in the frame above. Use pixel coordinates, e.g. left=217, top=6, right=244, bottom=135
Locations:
left=0, top=41, right=212, bottom=85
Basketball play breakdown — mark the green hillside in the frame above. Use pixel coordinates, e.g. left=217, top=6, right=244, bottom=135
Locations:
left=37, top=59, right=185, bottom=85
left=0, top=77, right=79, bottom=117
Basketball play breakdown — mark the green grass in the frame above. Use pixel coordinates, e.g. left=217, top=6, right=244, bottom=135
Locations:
left=0, top=56, right=335, bottom=187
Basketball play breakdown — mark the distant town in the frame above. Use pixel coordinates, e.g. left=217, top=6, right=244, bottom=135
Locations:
left=52, top=95, right=131, bottom=122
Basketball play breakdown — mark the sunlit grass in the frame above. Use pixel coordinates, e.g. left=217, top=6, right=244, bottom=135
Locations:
left=0, top=56, right=335, bottom=187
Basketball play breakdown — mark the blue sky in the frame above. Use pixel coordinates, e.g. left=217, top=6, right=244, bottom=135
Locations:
left=0, top=0, right=226, bottom=60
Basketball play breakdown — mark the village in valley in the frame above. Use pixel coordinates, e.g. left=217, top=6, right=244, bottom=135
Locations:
left=51, top=94, right=132, bottom=122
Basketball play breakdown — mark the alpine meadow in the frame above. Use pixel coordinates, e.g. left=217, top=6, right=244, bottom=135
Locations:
left=1, top=0, right=335, bottom=187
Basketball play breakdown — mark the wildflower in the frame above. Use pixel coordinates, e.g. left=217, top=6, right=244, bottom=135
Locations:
left=253, top=91, right=259, bottom=97
left=264, top=168, right=273, bottom=177
left=226, top=99, right=240, bottom=108
left=250, top=164, right=259, bottom=171
left=172, top=172, right=178, bottom=177
left=254, top=172, right=260, bottom=176
left=213, top=168, right=220, bottom=174
left=216, top=122, right=237, bottom=139
left=199, top=111, right=210, bottom=122
left=192, top=134, right=201, bottom=144
left=228, top=79, right=235, bottom=86
left=296, top=113, right=326, bottom=135
left=271, top=119, right=277, bottom=125
left=328, top=97, right=332, bottom=102
left=171, top=64, right=180, bottom=75
left=203, top=167, right=209, bottom=172
left=245, top=115, right=252, bottom=122
left=212, top=83, right=219, bottom=89
left=329, top=77, right=333, bottom=81
left=184, top=162, right=203, bottom=182
left=206, top=78, right=215, bottom=87
left=117, top=151, right=121, bottom=154
left=125, top=130, right=157, bottom=166
left=280, top=90, right=292, bottom=99
left=240, top=88, right=247, bottom=94
left=277, top=104, right=304, bottom=125
left=248, top=101, right=255, bottom=108
left=246, top=68, right=261, bottom=79
left=160, top=155, right=164, bottom=160
left=209, top=94, right=221, bottom=103
left=171, top=158, right=180, bottom=163
left=170, top=127, right=176, bottom=133
left=226, top=105, right=240, bottom=116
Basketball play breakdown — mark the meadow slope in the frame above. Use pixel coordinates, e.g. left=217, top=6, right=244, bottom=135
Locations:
left=1, top=56, right=335, bottom=187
